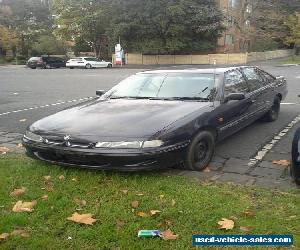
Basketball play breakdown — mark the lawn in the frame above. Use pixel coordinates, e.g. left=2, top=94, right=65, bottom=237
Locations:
left=0, top=153, right=299, bottom=250
left=279, top=56, right=300, bottom=65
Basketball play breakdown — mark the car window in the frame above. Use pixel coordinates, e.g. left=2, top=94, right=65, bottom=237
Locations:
left=224, top=70, right=249, bottom=95
left=241, top=67, right=264, bottom=91
left=257, top=69, right=275, bottom=83
left=84, top=58, right=98, bottom=61
left=29, top=57, right=40, bottom=61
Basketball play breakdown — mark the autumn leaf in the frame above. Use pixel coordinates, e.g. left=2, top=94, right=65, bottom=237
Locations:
left=41, top=195, right=48, bottom=200
left=0, top=233, right=9, bottom=241
left=272, top=160, right=290, bottom=167
left=0, top=146, right=9, bottom=154
left=150, top=210, right=161, bottom=216
left=158, top=219, right=172, bottom=228
left=10, top=229, right=29, bottom=237
left=171, top=199, right=176, bottom=207
left=16, top=143, right=23, bottom=148
left=10, top=187, right=27, bottom=197
left=136, top=193, right=144, bottom=196
left=203, top=166, right=211, bottom=173
left=131, top=200, right=139, bottom=209
left=71, top=178, right=78, bottom=182
left=74, top=198, right=87, bottom=207
left=58, top=175, right=65, bottom=181
left=160, top=229, right=178, bottom=240
left=67, top=212, right=97, bottom=225
left=217, top=218, right=235, bottom=230
left=120, top=189, right=128, bottom=194
left=43, top=176, right=51, bottom=181
left=137, top=211, right=148, bottom=217
left=159, top=194, right=164, bottom=200
left=240, top=226, right=255, bottom=232
left=242, top=210, right=255, bottom=217
left=12, top=200, right=37, bottom=213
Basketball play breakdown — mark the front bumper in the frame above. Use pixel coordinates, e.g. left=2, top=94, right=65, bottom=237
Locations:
left=22, top=138, right=189, bottom=171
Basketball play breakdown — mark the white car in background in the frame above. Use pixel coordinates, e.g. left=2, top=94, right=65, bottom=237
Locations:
left=66, top=57, right=113, bottom=69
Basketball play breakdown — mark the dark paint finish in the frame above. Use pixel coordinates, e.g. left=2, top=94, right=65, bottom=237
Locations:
left=291, top=127, right=300, bottom=185
left=23, top=66, right=288, bottom=171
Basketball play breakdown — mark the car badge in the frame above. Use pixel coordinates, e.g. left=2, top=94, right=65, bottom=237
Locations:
left=64, top=135, right=71, bottom=141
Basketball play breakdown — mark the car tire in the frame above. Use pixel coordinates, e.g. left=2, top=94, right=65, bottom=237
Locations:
left=45, top=64, right=51, bottom=69
left=262, top=96, right=281, bottom=122
left=85, top=64, right=92, bottom=69
left=30, top=67, right=36, bottom=69
left=70, top=67, right=74, bottom=69
left=183, top=130, right=215, bottom=171
left=107, top=64, right=112, bottom=68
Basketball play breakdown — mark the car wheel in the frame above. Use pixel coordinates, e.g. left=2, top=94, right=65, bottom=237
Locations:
left=262, top=96, right=281, bottom=122
left=30, top=67, right=36, bottom=69
left=85, top=64, right=92, bottom=69
left=107, top=64, right=112, bottom=68
left=70, top=67, right=74, bottom=69
left=45, top=64, right=51, bottom=69
left=184, top=130, right=215, bottom=171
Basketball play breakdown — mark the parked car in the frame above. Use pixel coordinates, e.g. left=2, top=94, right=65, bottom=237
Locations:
left=66, top=57, right=113, bottom=69
left=22, top=66, right=287, bottom=171
left=27, top=56, right=66, bottom=69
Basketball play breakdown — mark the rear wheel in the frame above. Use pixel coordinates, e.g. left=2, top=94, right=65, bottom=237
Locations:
left=85, top=63, right=92, bottom=69
left=262, top=96, right=280, bottom=122
left=70, top=67, right=74, bottom=69
left=183, top=130, right=215, bottom=171
left=107, top=64, right=112, bottom=68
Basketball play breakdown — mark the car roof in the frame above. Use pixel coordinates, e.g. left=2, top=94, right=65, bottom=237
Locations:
left=138, top=66, right=252, bottom=75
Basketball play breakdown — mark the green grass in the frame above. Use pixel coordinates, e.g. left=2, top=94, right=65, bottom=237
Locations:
left=279, top=56, right=300, bottom=65
left=0, top=154, right=299, bottom=250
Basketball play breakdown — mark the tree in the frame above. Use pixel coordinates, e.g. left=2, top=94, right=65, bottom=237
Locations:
left=110, top=0, right=224, bottom=54
left=31, top=35, right=67, bottom=56
left=284, top=12, right=300, bottom=50
left=0, top=25, right=18, bottom=56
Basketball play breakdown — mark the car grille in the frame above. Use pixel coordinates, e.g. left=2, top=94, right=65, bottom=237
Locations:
left=43, top=136, right=93, bottom=149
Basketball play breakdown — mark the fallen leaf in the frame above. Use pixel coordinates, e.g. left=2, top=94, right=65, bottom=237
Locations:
left=67, top=212, right=97, bottom=225
left=242, top=210, right=255, bottom=217
left=160, top=229, right=178, bottom=240
left=116, top=219, right=125, bottom=230
left=131, top=200, right=139, bottom=209
left=136, top=193, right=144, bottom=196
left=150, top=210, right=161, bottom=216
left=158, top=219, right=172, bottom=228
left=10, top=229, right=29, bottom=237
left=272, top=160, right=290, bottom=167
left=137, top=211, right=148, bottom=217
left=289, top=215, right=296, bottom=219
left=16, top=143, right=23, bottom=148
left=43, top=176, right=51, bottom=181
left=120, top=189, right=128, bottom=194
left=74, top=198, right=87, bottom=207
left=240, top=226, right=255, bottom=232
left=10, top=187, right=27, bottom=197
left=71, top=178, right=77, bottom=182
left=217, top=218, right=235, bottom=230
left=58, top=175, right=65, bottom=181
left=229, top=216, right=238, bottom=221
left=19, top=119, right=27, bottom=122
left=12, top=200, right=37, bottom=212
left=171, top=199, right=176, bottom=207
left=41, top=195, right=48, bottom=200
left=0, top=147, right=9, bottom=154
left=159, top=194, right=165, bottom=200
left=0, top=233, right=9, bottom=241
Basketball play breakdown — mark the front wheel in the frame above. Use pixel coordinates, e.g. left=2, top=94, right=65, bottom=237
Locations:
left=107, top=64, right=112, bottom=68
left=262, top=96, right=281, bottom=122
left=183, top=131, right=215, bottom=171
left=85, top=63, right=92, bottom=69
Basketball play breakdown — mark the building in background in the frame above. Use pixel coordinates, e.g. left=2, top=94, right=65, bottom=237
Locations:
left=216, top=0, right=255, bottom=53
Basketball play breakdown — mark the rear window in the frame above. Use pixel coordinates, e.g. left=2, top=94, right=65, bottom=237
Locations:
left=70, top=58, right=83, bottom=61
left=28, top=57, right=41, bottom=61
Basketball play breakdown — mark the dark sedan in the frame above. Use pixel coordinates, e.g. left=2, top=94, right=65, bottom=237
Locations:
left=27, top=56, right=66, bottom=69
left=23, top=67, right=287, bottom=171
left=291, top=126, right=300, bottom=185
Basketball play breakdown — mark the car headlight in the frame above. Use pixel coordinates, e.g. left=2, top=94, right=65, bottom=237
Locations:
left=24, top=131, right=43, bottom=142
left=95, top=140, right=163, bottom=149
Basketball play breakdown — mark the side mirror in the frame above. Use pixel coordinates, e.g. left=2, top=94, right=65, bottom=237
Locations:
left=224, top=93, right=245, bottom=103
left=96, top=90, right=105, bottom=96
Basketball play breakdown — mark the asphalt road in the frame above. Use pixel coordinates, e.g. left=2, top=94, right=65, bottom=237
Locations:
left=0, top=63, right=300, bottom=161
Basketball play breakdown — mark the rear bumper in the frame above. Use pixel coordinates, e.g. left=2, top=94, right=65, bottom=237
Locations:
left=22, top=139, right=189, bottom=171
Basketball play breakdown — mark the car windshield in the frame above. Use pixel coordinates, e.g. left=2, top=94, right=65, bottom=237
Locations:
left=103, top=73, right=217, bottom=101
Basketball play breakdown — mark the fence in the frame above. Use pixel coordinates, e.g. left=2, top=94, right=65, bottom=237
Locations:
left=112, top=49, right=294, bottom=65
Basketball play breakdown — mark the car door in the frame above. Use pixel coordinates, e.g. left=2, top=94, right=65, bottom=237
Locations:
left=217, top=69, right=254, bottom=139
left=240, top=67, right=268, bottom=119
left=98, top=59, right=108, bottom=68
